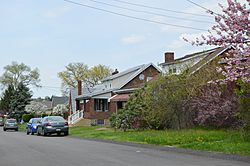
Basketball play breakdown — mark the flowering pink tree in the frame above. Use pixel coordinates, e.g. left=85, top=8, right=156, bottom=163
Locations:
left=190, top=83, right=239, bottom=127
left=185, top=0, right=250, bottom=83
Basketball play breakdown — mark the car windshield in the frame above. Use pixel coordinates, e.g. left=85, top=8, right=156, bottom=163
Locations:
left=47, top=116, right=64, bottom=122
left=32, top=119, right=41, bottom=123
left=7, top=119, right=17, bottom=123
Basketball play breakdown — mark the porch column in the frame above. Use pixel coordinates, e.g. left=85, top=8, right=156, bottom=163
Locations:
left=84, top=100, right=86, bottom=111
left=76, top=100, right=80, bottom=111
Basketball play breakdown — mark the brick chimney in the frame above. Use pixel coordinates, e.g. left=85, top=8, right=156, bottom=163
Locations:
left=165, top=52, right=175, bottom=63
left=77, top=80, right=82, bottom=96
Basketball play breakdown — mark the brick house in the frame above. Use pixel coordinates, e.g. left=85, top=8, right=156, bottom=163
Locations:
left=68, top=63, right=161, bottom=126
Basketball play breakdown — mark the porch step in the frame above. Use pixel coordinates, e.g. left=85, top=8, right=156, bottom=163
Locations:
left=69, top=118, right=92, bottom=127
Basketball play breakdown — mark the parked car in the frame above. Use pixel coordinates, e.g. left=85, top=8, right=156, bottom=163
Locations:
left=26, top=118, right=42, bottom=135
left=37, top=116, right=69, bottom=136
left=0, top=116, right=4, bottom=126
left=3, top=119, right=18, bottom=131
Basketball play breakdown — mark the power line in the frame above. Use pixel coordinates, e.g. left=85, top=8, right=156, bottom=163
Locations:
left=84, top=0, right=213, bottom=24
left=63, top=0, right=208, bottom=31
left=109, top=0, right=213, bottom=18
left=186, top=0, right=220, bottom=16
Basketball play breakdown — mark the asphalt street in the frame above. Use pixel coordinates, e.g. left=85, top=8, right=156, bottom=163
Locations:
left=0, top=127, right=249, bottom=166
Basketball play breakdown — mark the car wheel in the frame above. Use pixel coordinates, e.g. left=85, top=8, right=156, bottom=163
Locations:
left=42, top=129, right=47, bottom=136
left=64, top=131, right=69, bottom=136
left=16, top=129, right=18, bottom=131
left=31, top=132, right=34, bottom=135
left=26, top=130, right=30, bottom=135
left=3, top=128, right=6, bottom=131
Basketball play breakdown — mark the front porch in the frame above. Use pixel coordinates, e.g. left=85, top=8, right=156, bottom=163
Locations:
left=68, top=94, right=129, bottom=126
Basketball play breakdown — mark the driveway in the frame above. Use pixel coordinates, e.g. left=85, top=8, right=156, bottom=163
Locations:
left=0, top=128, right=249, bottom=166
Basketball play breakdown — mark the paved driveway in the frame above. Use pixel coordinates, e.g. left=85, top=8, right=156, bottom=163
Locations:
left=0, top=128, right=249, bottom=166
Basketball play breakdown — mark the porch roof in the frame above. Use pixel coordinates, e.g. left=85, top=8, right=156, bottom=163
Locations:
left=110, top=94, right=130, bottom=102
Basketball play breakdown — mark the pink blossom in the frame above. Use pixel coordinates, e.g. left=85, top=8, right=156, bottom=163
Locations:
left=185, top=0, right=250, bottom=83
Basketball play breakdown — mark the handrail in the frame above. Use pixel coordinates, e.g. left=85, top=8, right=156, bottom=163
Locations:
left=68, top=110, right=84, bottom=124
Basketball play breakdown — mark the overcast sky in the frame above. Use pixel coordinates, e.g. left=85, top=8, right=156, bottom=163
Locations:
left=0, top=0, right=225, bottom=98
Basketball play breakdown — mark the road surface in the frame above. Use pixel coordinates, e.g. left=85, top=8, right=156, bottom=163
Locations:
left=0, top=127, right=249, bottom=166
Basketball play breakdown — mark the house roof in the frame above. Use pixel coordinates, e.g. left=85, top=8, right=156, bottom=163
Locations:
left=43, top=100, right=53, bottom=109
left=189, top=47, right=229, bottom=74
left=119, top=63, right=161, bottom=89
left=75, top=63, right=161, bottom=100
left=159, top=47, right=225, bottom=66
left=102, top=63, right=161, bottom=82
left=113, top=88, right=139, bottom=94
left=51, top=96, right=69, bottom=108
left=102, top=64, right=144, bottom=81
left=110, top=94, right=130, bottom=102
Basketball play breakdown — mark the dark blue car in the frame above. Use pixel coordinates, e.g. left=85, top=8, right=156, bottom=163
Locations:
left=26, top=118, right=42, bottom=135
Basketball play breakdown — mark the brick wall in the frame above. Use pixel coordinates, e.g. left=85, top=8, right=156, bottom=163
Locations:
left=83, top=99, right=117, bottom=119
left=122, top=65, right=160, bottom=89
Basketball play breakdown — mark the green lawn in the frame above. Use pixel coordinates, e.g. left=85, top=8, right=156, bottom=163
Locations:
left=70, top=126, right=250, bottom=156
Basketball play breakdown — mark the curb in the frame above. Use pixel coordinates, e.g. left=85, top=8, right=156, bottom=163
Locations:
left=68, top=136, right=250, bottom=163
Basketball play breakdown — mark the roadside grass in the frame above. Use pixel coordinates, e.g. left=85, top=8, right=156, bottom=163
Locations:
left=69, top=126, right=250, bottom=156
left=18, top=123, right=26, bottom=131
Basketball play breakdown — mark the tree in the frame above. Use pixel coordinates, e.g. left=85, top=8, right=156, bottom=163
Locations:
left=87, top=64, right=113, bottom=87
left=110, top=89, right=147, bottom=131
left=184, top=0, right=249, bottom=83
left=9, top=83, right=32, bottom=119
left=58, top=63, right=89, bottom=89
left=0, top=85, right=15, bottom=114
left=52, top=104, right=68, bottom=117
left=0, top=62, right=40, bottom=89
left=25, top=101, right=49, bottom=116
left=190, top=82, right=239, bottom=128
left=58, top=63, right=112, bottom=95
left=236, top=81, right=250, bottom=139
left=110, top=74, right=195, bottom=130
left=143, top=74, right=194, bottom=130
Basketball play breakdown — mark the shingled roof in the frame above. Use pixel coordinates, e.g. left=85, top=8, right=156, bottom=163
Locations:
left=51, top=96, right=69, bottom=108
left=76, top=63, right=161, bottom=100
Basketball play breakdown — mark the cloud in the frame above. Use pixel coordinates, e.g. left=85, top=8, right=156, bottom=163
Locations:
left=121, top=35, right=145, bottom=44
left=43, top=6, right=71, bottom=19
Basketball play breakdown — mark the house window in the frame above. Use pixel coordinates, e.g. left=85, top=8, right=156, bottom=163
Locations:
left=169, top=68, right=177, bottom=74
left=146, top=77, right=153, bottom=82
left=97, top=119, right=104, bottom=125
left=117, top=101, right=127, bottom=110
left=94, top=99, right=108, bottom=112
left=168, top=68, right=173, bottom=74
